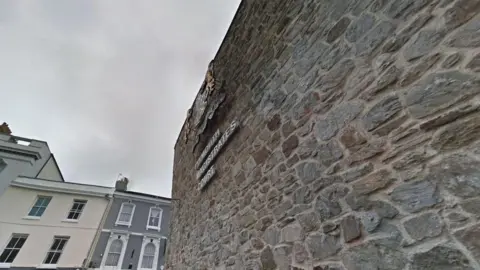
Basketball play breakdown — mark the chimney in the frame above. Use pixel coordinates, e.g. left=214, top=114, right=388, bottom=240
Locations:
left=0, top=123, right=12, bottom=135
left=115, top=177, right=129, bottom=191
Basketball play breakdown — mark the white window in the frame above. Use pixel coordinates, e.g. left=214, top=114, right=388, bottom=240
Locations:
left=115, top=202, right=135, bottom=227
left=105, top=239, right=122, bottom=266
left=0, top=234, right=28, bottom=267
left=141, top=243, right=156, bottom=268
left=138, top=238, right=159, bottom=270
left=146, top=207, right=163, bottom=231
left=42, top=236, right=69, bottom=266
left=28, top=196, right=52, bottom=217
left=66, top=199, right=87, bottom=220
left=101, top=233, right=128, bottom=270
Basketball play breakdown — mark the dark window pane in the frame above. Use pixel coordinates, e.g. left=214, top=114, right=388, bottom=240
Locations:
left=57, top=239, right=67, bottom=251
left=16, top=237, right=26, bottom=248
left=28, top=207, right=39, bottom=216
left=77, top=203, right=85, bottom=211
left=6, top=237, right=19, bottom=248
left=51, top=252, right=61, bottom=264
left=67, top=212, right=75, bottom=219
left=51, top=239, right=61, bottom=250
left=36, top=207, right=46, bottom=217
left=41, top=198, right=51, bottom=207
left=0, top=249, right=11, bottom=262
left=5, top=249, right=18, bottom=263
left=44, top=252, right=54, bottom=264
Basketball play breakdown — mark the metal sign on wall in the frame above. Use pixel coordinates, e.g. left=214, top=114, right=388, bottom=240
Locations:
left=195, top=120, right=240, bottom=191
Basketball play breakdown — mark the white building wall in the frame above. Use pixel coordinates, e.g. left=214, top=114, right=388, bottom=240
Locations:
left=0, top=186, right=109, bottom=268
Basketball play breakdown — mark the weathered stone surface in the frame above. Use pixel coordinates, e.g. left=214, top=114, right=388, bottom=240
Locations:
left=282, top=135, right=299, bottom=158
left=403, top=212, right=443, bottom=241
left=346, top=140, right=386, bottom=166
left=344, top=62, right=375, bottom=100
left=263, top=226, right=280, bottom=246
left=444, top=0, right=480, bottom=30
left=404, top=29, right=446, bottom=61
left=411, top=245, right=474, bottom=270
left=281, top=223, right=304, bottom=243
left=345, top=13, right=376, bottom=42
left=315, top=194, right=342, bottom=221
left=319, top=40, right=352, bottom=71
left=399, top=53, right=441, bottom=87
left=293, top=243, right=308, bottom=264
left=454, top=224, right=480, bottom=260
left=460, top=198, right=480, bottom=216
left=361, top=65, right=402, bottom=100
left=169, top=1, right=480, bottom=268
left=260, top=247, right=277, bottom=270
left=353, top=169, right=395, bottom=195
left=427, top=154, right=480, bottom=198
left=316, top=58, right=355, bottom=95
left=273, top=245, right=292, bottom=270
left=273, top=200, right=293, bottom=220
left=405, top=71, right=480, bottom=118
left=355, top=21, right=396, bottom=56
left=363, top=95, right=402, bottom=131
left=293, top=186, right=314, bottom=204
left=373, top=54, right=396, bottom=76
left=315, top=101, right=364, bottom=141
left=442, top=52, right=463, bottom=68
left=296, top=162, right=324, bottom=185
left=385, top=0, right=432, bottom=19
left=306, top=233, right=341, bottom=260
left=466, top=53, right=480, bottom=72
left=447, top=16, right=480, bottom=48
left=341, top=162, right=374, bottom=183
left=317, top=140, right=344, bottom=167
left=340, top=126, right=367, bottom=150
left=420, top=104, right=480, bottom=131
left=373, top=114, right=409, bottom=136
left=342, top=240, right=407, bottom=270
left=360, top=211, right=381, bottom=232
left=340, top=215, right=361, bottom=242
left=326, top=17, right=351, bottom=43
left=297, top=211, right=321, bottom=233
left=392, top=150, right=432, bottom=171
left=445, top=211, right=470, bottom=229
left=382, top=12, right=433, bottom=53
left=432, top=116, right=480, bottom=151
left=390, top=179, right=440, bottom=213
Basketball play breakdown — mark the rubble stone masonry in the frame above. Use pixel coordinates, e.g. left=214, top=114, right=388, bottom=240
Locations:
left=168, top=0, right=480, bottom=269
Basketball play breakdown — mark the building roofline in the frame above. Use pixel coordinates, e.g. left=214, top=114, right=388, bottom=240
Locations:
left=173, top=1, right=244, bottom=149
left=114, top=190, right=171, bottom=205
left=34, top=153, right=65, bottom=182
left=12, top=176, right=114, bottom=198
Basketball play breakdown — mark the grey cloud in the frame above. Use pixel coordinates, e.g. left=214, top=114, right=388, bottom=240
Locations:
left=0, top=0, right=241, bottom=197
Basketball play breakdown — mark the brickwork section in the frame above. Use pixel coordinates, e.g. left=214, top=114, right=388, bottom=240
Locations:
left=168, top=0, right=480, bottom=269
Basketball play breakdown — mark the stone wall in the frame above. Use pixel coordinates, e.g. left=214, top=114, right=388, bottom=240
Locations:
left=168, top=0, right=480, bottom=269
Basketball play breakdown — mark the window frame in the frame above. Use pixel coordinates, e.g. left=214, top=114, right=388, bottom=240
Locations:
left=27, top=196, right=52, bottom=218
left=138, top=237, right=159, bottom=270
left=0, top=234, right=28, bottom=268
left=40, top=236, right=69, bottom=268
left=146, top=207, right=163, bottom=231
left=100, top=233, right=129, bottom=270
left=65, top=199, right=87, bottom=221
left=115, top=202, right=136, bottom=227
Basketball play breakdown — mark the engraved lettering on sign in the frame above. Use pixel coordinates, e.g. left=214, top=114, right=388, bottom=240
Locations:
left=198, top=167, right=216, bottom=190
left=196, top=120, right=239, bottom=180
left=195, top=120, right=240, bottom=191
left=195, top=130, right=221, bottom=169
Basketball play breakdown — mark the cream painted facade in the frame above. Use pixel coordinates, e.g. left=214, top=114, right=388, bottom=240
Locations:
left=0, top=178, right=113, bottom=269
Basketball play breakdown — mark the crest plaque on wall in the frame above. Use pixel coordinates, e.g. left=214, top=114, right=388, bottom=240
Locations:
left=184, top=60, right=226, bottom=151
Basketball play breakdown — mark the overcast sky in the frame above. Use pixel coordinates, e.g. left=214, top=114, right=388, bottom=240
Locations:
left=0, top=0, right=240, bottom=197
